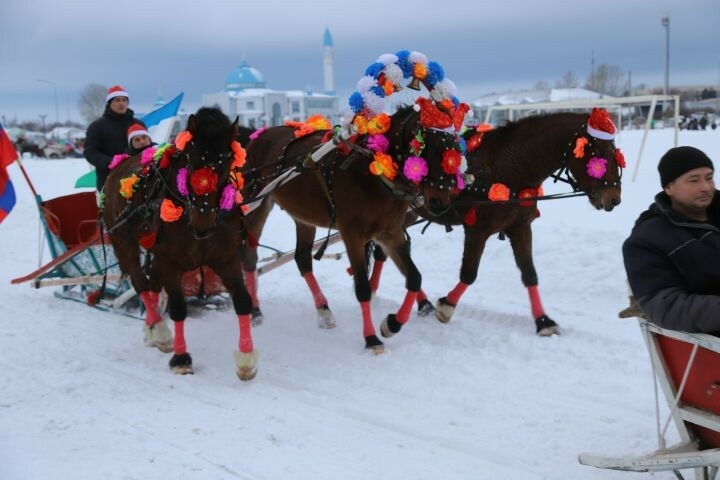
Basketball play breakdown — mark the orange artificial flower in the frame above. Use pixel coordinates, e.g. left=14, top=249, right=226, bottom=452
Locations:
left=352, top=115, right=369, bottom=135
left=369, top=152, right=397, bottom=180
left=119, top=174, right=139, bottom=199
left=413, top=63, right=428, bottom=80
left=231, top=141, right=246, bottom=168
left=488, top=183, right=510, bottom=202
left=175, top=130, right=193, bottom=150
left=160, top=199, right=183, bottom=222
left=574, top=137, right=588, bottom=158
left=367, top=113, right=391, bottom=135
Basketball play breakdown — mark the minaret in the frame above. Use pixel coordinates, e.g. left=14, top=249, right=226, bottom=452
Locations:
left=322, top=27, right=335, bottom=95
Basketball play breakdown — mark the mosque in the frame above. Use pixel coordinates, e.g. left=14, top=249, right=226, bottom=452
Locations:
left=202, top=28, right=341, bottom=129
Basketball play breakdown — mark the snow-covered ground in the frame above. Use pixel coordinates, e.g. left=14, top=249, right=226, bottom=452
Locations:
left=1, top=125, right=718, bottom=479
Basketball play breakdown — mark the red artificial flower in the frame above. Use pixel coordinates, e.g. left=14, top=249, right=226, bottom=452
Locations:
left=615, top=148, right=626, bottom=168
left=518, top=187, right=539, bottom=207
left=488, top=183, right=510, bottom=202
left=441, top=149, right=462, bottom=175
left=190, top=167, right=218, bottom=195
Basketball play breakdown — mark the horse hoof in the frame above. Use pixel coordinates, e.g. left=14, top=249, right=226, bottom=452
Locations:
left=234, top=350, right=259, bottom=381
left=435, top=297, right=456, bottom=323
left=417, top=299, right=435, bottom=317
left=316, top=305, right=336, bottom=329
left=380, top=314, right=402, bottom=338
left=169, top=353, right=193, bottom=375
left=365, top=335, right=384, bottom=355
left=251, top=307, right=264, bottom=327
left=143, top=320, right=174, bottom=353
left=535, top=315, right=560, bottom=336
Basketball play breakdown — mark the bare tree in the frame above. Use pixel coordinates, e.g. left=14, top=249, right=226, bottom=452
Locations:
left=555, top=71, right=578, bottom=88
left=585, top=64, right=625, bottom=96
left=78, top=83, right=107, bottom=124
left=533, top=80, right=550, bottom=90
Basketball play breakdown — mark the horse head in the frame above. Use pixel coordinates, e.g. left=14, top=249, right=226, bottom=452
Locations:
left=375, top=105, right=465, bottom=216
left=565, top=108, right=623, bottom=212
left=173, top=107, right=242, bottom=238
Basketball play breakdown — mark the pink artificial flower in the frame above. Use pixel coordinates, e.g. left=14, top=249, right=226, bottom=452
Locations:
left=176, top=168, right=189, bottom=196
left=219, top=184, right=236, bottom=210
left=586, top=157, right=608, bottom=179
left=403, top=156, right=428, bottom=183
left=140, top=146, right=157, bottom=165
left=109, top=153, right=129, bottom=170
left=367, top=134, right=389, bottom=153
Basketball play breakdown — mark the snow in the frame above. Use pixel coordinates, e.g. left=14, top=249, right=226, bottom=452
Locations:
left=1, top=125, right=718, bottom=479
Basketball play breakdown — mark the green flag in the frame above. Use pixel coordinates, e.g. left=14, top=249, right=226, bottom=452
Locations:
left=75, top=169, right=96, bottom=188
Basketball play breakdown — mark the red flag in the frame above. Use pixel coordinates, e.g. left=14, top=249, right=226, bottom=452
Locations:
left=0, top=122, right=19, bottom=223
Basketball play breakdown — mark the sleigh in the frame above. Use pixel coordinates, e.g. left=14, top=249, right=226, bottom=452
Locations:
left=578, top=303, right=720, bottom=479
left=11, top=189, right=343, bottom=319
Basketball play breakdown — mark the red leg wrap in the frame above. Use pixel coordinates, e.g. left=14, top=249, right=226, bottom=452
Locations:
left=360, top=301, right=375, bottom=338
left=303, top=272, right=328, bottom=308
left=173, top=321, right=187, bottom=355
left=139, top=291, right=162, bottom=326
left=369, top=260, right=385, bottom=293
left=238, top=314, right=254, bottom=353
left=396, top=290, right=418, bottom=324
left=527, top=285, right=545, bottom=319
left=446, top=282, right=469, bottom=305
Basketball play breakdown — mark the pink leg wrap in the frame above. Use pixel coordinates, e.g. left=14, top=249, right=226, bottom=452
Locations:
left=446, top=282, right=469, bottom=305
left=303, top=272, right=328, bottom=308
left=369, top=260, right=385, bottom=293
left=527, top=285, right=545, bottom=318
left=173, top=321, right=187, bottom=355
left=396, top=291, right=418, bottom=324
left=243, top=270, right=259, bottom=308
left=238, top=314, right=254, bottom=353
left=360, top=301, right=376, bottom=338
left=140, top=291, right=162, bottom=326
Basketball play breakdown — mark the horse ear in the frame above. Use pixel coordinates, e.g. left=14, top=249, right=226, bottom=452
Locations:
left=187, top=114, right=197, bottom=134
left=230, top=116, right=239, bottom=139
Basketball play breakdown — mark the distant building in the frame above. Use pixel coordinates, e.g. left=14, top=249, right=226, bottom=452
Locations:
left=202, top=30, right=340, bottom=128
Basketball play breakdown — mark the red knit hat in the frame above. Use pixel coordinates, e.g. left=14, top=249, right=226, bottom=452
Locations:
left=107, top=85, right=129, bottom=102
left=127, top=123, right=149, bottom=143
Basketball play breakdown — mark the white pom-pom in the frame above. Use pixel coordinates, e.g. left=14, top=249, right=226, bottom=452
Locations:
left=408, top=51, right=428, bottom=64
left=376, top=53, right=398, bottom=66
left=413, top=104, right=421, bottom=112
left=363, top=91, right=385, bottom=116
left=356, top=75, right=376, bottom=93
left=383, top=64, right=404, bottom=86
left=429, top=82, right=450, bottom=102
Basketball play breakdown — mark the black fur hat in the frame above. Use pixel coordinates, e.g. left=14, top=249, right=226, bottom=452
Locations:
left=658, top=146, right=714, bottom=187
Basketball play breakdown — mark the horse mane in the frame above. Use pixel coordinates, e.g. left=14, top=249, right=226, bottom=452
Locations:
left=475, top=112, right=585, bottom=146
left=191, top=107, right=234, bottom=148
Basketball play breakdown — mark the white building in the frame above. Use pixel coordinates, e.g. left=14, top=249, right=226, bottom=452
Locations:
left=202, top=29, right=340, bottom=128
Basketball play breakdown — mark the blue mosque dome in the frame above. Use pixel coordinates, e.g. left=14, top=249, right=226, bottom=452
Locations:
left=224, top=60, right=266, bottom=91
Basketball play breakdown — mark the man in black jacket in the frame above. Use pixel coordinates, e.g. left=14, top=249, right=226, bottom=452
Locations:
left=623, top=146, right=720, bottom=334
left=84, top=85, right=143, bottom=191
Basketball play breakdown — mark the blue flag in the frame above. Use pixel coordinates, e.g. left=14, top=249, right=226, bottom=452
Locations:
left=140, top=92, right=183, bottom=128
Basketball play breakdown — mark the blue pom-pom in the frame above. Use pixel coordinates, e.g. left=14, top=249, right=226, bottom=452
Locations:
left=364, top=62, right=384, bottom=78
left=349, top=92, right=365, bottom=113
left=458, top=136, right=467, bottom=154
left=426, top=61, right=445, bottom=87
left=451, top=96, right=460, bottom=108
left=370, top=85, right=385, bottom=98
left=394, top=50, right=413, bottom=77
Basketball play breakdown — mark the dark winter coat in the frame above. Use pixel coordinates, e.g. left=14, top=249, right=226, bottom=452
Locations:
left=622, top=191, right=720, bottom=334
left=84, top=105, right=143, bottom=191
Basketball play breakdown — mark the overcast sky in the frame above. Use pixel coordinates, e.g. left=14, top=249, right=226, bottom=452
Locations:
left=1, top=0, right=718, bottom=125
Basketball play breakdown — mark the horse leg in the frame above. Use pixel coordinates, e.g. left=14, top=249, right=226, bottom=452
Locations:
left=370, top=243, right=433, bottom=316
left=240, top=198, right=275, bottom=326
left=159, top=268, right=193, bottom=375
left=436, top=228, right=489, bottom=323
left=377, top=233, right=421, bottom=338
left=505, top=223, right=559, bottom=336
left=344, top=236, right=384, bottom=354
left=295, top=222, right=335, bottom=329
left=215, top=258, right=258, bottom=381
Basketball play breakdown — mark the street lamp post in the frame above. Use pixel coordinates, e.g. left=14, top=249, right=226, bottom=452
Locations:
left=39, top=114, right=47, bottom=138
left=36, top=78, right=59, bottom=130
left=661, top=14, right=670, bottom=110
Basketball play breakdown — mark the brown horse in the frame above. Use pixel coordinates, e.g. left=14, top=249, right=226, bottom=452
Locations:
left=103, top=107, right=258, bottom=380
left=240, top=105, right=464, bottom=353
left=374, top=108, right=624, bottom=335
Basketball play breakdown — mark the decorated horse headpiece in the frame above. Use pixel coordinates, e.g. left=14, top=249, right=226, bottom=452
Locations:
left=571, top=108, right=626, bottom=182
left=347, top=50, right=471, bottom=191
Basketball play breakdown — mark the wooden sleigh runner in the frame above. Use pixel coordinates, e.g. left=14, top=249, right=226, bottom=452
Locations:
left=579, top=301, right=720, bottom=479
left=11, top=189, right=344, bottom=319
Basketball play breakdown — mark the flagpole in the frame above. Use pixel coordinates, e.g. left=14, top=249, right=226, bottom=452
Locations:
left=14, top=155, right=40, bottom=200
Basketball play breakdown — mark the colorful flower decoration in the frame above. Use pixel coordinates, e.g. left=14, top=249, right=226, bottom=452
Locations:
left=286, top=114, right=332, bottom=138
left=409, top=131, right=425, bottom=156
left=519, top=187, right=540, bottom=207
left=573, top=137, right=588, bottom=158
left=403, top=156, right=428, bottom=183
left=488, top=183, right=510, bottom=202
left=109, top=153, right=129, bottom=170
left=160, top=198, right=183, bottom=222
left=367, top=134, right=389, bottom=153
left=441, top=149, right=462, bottom=175
left=369, top=152, right=397, bottom=180
left=615, top=148, right=626, bottom=169
left=249, top=127, right=267, bottom=141
left=219, top=184, right=236, bottom=211
left=119, top=174, right=139, bottom=199
left=176, top=168, right=189, bottom=196
left=140, top=146, right=156, bottom=166
left=231, top=141, right=246, bottom=168
left=189, top=167, right=218, bottom=195
left=586, top=157, right=608, bottom=179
